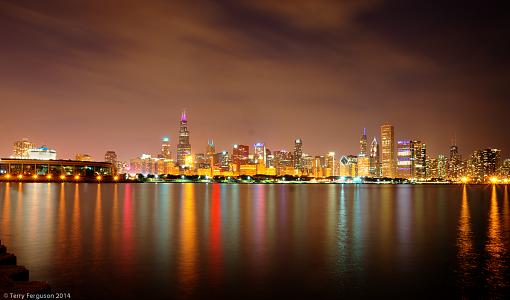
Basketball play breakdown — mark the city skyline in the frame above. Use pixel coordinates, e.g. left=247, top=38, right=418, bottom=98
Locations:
left=1, top=1, right=509, bottom=160
left=3, top=110, right=508, bottom=163
left=4, top=111, right=508, bottom=183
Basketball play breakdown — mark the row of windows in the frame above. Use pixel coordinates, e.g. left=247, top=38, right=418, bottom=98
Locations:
left=0, top=163, right=112, bottom=176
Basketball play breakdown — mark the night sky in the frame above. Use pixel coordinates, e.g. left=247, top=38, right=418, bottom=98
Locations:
left=1, top=0, right=509, bottom=161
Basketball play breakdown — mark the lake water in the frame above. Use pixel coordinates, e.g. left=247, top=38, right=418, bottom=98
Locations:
left=0, top=183, right=509, bottom=299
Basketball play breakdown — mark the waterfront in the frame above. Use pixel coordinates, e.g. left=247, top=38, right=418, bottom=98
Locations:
left=0, top=183, right=509, bottom=299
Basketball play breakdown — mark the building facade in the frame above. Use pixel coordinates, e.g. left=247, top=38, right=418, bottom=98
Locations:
left=12, top=138, right=36, bottom=159
left=380, top=124, right=395, bottom=178
left=176, top=111, right=192, bottom=167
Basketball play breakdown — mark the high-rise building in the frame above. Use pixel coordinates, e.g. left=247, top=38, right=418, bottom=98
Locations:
left=27, top=146, right=56, bottom=160
left=357, top=155, right=370, bottom=177
left=160, top=137, right=171, bottom=159
left=294, top=138, right=303, bottom=170
left=11, top=138, right=36, bottom=159
left=369, top=137, right=380, bottom=177
left=130, top=154, right=155, bottom=175
left=232, top=144, right=249, bottom=166
left=273, top=150, right=294, bottom=175
left=194, top=153, right=208, bottom=169
left=448, top=144, right=462, bottom=180
left=437, top=155, right=448, bottom=179
left=176, top=111, right=192, bottom=167
left=213, top=151, right=230, bottom=171
left=205, top=139, right=215, bottom=168
left=254, top=143, right=266, bottom=165
left=360, top=128, right=368, bottom=156
left=500, top=158, right=510, bottom=176
left=427, top=157, right=438, bottom=178
left=397, top=140, right=426, bottom=179
left=480, top=148, right=501, bottom=180
left=326, top=152, right=336, bottom=176
left=466, top=149, right=500, bottom=182
left=397, top=140, right=412, bottom=178
left=380, top=124, right=395, bottom=178
left=313, top=156, right=323, bottom=178
left=104, top=151, right=118, bottom=164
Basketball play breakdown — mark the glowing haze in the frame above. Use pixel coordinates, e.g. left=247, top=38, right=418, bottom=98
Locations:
left=0, top=0, right=508, bottom=161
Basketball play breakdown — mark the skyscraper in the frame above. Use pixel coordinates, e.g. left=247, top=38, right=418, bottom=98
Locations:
left=380, top=124, right=395, bottom=178
left=437, top=155, right=447, bottom=179
left=397, top=140, right=412, bottom=178
left=273, top=150, right=293, bottom=175
left=359, top=128, right=368, bottom=156
left=294, top=138, right=303, bottom=170
left=412, top=141, right=427, bottom=179
left=448, top=144, right=462, bottom=180
left=369, top=137, right=380, bottom=177
left=254, top=143, right=266, bottom=165
left=206, top=139, right=215, bottom=168
left=397, top=140, right=426, bottom=179
left=176, top=111, right=192, bottom=167
left=104, top=151, right=118, bottom=164
left=480, top=148, right=501, bottom=179
left=160, top=137, right=171, bottom=159
left=232, top=144, right=249, bottom=166
left=326, top=152, right=336, bottom=176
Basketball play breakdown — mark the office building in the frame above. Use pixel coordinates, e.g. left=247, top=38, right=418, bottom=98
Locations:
left=11, top=138, right=36, bottom=159
left=294, top=138, right=303, bottom=170
left=160, top=137, right=171, bottom=159
left=369, top=137, right=380, bottom=177
left=359, top=128, right=368, bottom=156
left=380, top=124, right=395, bottom=178
left=176, top=111, right=192, bottom=167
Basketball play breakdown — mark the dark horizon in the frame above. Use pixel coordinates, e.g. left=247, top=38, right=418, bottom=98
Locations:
left=1, top=0, right=509, bottom=161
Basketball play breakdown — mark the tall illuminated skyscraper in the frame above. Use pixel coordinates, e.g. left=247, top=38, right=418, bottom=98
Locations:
left=205, top=139, right=215, bottom=166
left=160, top=137, right=171, bottom=159
left=360, top=128, right=368, bottom=156
left=380, top=124, right=395, bottom=178
left=176, top=111, right=192, bottom=167
left=294, top=138, right=303, bottom=170
left=448, top=144, right=461, bottom=180
left=326, top=152, right=336, bottom=176
left=254, top=142, right=266, bottom=165
left=369, top=137, right=380, bottom=177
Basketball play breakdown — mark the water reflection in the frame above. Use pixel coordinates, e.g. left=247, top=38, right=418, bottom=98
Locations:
left=485, top=186, right=507, bottom=295
left=208, top=184, right=222, bottom=285
left=456, top=185, right=475, bottom=293
left=178, top=184, right=198, bottom=297
left=1, top=182, right=11, bottom=233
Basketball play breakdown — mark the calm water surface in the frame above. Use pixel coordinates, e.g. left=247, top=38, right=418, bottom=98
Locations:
left=0, top=183, right=509, bottom=299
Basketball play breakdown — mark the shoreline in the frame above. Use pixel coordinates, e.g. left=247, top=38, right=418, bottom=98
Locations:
left=0, top=179, right=502, bottom=185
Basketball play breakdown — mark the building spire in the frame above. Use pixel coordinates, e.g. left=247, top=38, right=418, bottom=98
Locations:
left=181, top=110, right=187, bottom=122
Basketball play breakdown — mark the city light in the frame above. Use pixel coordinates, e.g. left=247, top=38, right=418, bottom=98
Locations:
left=114, top=175, right=119, bottom=181
left=490, top=176, right=499, bottom=184
left=96, top=175, right=102, bottom=181
left=503, top=178, right=509, bottom=184
left=461, top=177, right=469, bottom=184
left=32, top=174, right=37, bottom=179
left=46, top=174, right=52, bottom=180
left=74, top=175, right=80, bottom=180
left=17, top=174, right=22, bottom=179
left=5, top=174, right=11, bottom=179
left=60, top=175, right=65, bottom=180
